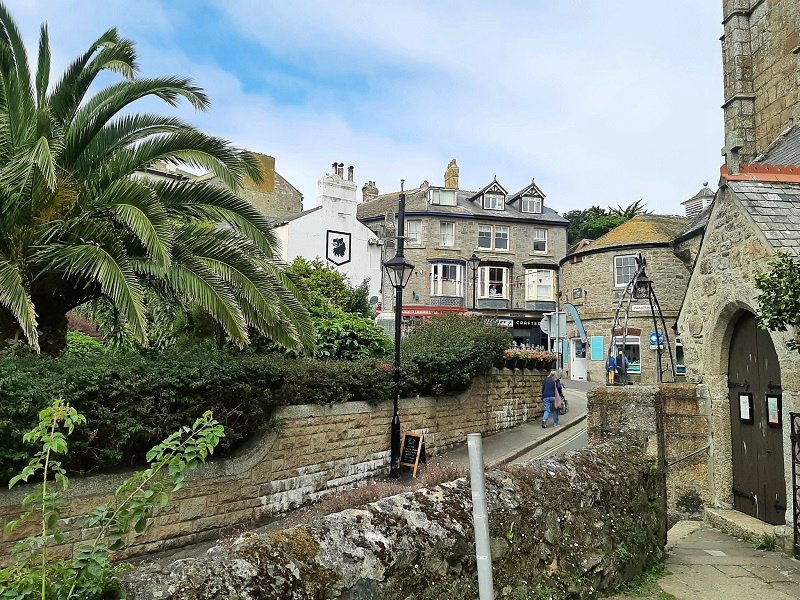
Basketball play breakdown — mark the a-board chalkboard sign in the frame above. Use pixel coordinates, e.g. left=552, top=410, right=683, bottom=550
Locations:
left=400, top=432, right=425, bottom=477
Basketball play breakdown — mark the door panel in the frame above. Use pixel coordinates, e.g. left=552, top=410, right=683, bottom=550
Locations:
left=728, top=312, right=786, bottom=525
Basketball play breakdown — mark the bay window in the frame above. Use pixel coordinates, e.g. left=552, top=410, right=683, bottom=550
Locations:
left=430, top=188, right=456, bottom=206
left=525, top=269, right=555, bottom=301
left=430, top=263, right=464, bottom=297
left=478, top=266, right=509, bottom=298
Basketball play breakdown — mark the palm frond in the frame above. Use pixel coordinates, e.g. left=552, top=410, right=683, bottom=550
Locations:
left=35, top=24, right=49, bottom=109
left=0, top=259, right=38, bottom=350
left=33, top=242, right=147, bottom=344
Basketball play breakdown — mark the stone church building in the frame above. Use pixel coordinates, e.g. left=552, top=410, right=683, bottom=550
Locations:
left=676, top=0, right=800, bottom=530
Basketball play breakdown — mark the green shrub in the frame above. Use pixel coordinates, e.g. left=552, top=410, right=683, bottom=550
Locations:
left=401, top=315, right=510, bottom=395
left=312, top=308, right=392, bottom=360
left=63, top=331, right=105, bottom=358
left=0, top=350, right=392, bottom=484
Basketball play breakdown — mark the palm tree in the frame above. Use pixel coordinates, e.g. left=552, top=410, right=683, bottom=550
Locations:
left=608, top=199, right=652, bottom=219
left=0, top=5, right=313, bottom=354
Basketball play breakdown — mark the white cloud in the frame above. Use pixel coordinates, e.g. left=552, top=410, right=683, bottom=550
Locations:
left=3, top=1, right=724, bottom=214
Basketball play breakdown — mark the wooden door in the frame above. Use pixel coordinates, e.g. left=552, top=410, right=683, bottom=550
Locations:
left=728, top=312, right=786, bottom=524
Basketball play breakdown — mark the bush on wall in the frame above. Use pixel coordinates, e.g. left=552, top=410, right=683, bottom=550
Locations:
left=401, top=315, right=510, bottom=395
left=0, top=350, right=392, bottom=484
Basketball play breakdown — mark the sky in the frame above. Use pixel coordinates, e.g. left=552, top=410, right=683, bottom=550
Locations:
left=6, top=1, right=725, bottom=215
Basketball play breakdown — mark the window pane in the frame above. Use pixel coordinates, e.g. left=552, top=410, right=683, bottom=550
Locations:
left=520, top=196, right=542, bottom=213
left=536, top=270, right=552, bottom=300
left=484, top=193, right=504, bottom=210
left=440, top=222, right=454, bottom=246
left=614, top=255, right=637, bottom=286
left=478, top=225, right=492, bottom=248
left=489, top=267, right=503, bottom=296
left=406, top=220, right=421, bottom=244
left=495, top=226, right=509, bottom=250
left=614, top=337, right=641, bottom=373
left=533, top=228, right=547, bottom=252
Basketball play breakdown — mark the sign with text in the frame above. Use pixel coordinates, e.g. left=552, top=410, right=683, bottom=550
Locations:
left=400, top=432, right=425, bottom=477
left=513, top=318, right=540, bottom=329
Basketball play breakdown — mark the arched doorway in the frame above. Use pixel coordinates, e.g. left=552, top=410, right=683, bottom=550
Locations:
left=728, top=311, right=786, bottom=524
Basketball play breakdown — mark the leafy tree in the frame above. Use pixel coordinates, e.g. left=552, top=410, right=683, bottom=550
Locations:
left=285, top=257, right=387, bottom=359
left=0, top=6, right=312, bottom=354
left=564, top=208, right=626, bottom=245
left=755, top=251, right=800, bottom=352
left=609, top=199, right=652, bottom=218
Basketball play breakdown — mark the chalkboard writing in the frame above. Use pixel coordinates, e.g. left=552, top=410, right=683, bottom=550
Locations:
left=400, top=432, right=425, bottom=478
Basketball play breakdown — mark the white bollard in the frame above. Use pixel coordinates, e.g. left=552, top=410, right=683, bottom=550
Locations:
left=467, top=433, right=495, bottom=599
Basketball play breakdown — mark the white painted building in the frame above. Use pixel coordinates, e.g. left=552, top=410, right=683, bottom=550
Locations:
left=274, top=163, right=384, bottom=300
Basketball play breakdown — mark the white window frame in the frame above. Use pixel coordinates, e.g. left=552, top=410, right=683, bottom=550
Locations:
left=430, top=188, right=456, bottom=206
left=483, top=193, right=505, bottom=211
left=406, top=220, right=422, bottom=245
left=614, top=254, right=638, bottom=287
left=613, top=336, right=641, bottom=373
left=520, top=196, right=542, bottom=214
left=477, top=224, right=509, bottom=251
left=439, top=221, right=455, bottom=247
left=478, top=266, right=510, bottom=299
left=525, top=269, right=555, bottom=302
left=494, top=225, right=509, bottom=251
left=430, top=263, right=464, bottom=297
left=533, top=228, right=547, bottom=253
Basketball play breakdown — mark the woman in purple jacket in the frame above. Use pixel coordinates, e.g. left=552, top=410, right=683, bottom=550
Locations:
left=541, top=370, right=560, bottom=428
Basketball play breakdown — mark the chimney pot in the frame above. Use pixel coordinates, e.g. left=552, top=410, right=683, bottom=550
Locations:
left=348, top=165, right=354, bottom=181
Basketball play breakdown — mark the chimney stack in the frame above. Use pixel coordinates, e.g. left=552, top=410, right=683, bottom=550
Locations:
left=362, top=180, right=379, bottom=203
left=444, top=158, right=459, bottom=189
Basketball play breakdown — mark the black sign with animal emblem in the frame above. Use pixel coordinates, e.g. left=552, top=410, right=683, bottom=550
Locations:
left=400, top=432, right=425, bottom=478
left=326, top=230, right=352, bottom=266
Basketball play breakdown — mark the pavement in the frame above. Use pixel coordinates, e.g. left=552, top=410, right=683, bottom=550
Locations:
left=434, top=380, right=800, bottom=600
left=611, top=521, right=800, bottom=599
left=437, top=380, right=595, bottom=468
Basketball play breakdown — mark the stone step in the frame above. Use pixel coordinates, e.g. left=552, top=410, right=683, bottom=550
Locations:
left=704, top=507, right=793, bottom=555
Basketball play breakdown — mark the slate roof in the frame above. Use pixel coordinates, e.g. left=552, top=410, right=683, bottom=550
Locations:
left=675, top=202, right=714, bottom=243
left=754, top=125, right=800, bottom=166
left=356, top=187, right=569, bottom=225
left=279, top=205, right=322, bottom=223
left=727, top=180, right=800, bottom=250
left=577, top=215, right=689, bottom=253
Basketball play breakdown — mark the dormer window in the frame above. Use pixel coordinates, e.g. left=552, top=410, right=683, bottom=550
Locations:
left=483, top=193, right=505, bottom=211
left=520, top=196, right=542, bottom=214
left=430, top=188, right=457, bottom=206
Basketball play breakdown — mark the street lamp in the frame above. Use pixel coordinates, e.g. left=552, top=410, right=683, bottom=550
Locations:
left=383, top=181, right=414, bottom=478
left=467, top=253, right=481, bottom=310
left=632, top=272, right=652, bottom=300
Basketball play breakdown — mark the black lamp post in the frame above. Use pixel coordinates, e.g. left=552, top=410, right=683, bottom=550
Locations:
left=467, top=253, right=481, bottom=310
left=384, top=182, right=414, bottom=478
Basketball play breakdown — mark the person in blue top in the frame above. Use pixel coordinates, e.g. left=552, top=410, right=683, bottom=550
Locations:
left=616, top=351, right=629, bottom=385
left=541, top=370, right=561, bottom=428
left=606, top=353, right=617, bottom=385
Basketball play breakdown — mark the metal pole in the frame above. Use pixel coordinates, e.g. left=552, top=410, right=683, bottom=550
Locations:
left=390, top=181, right=406, bottom=479
left=472, top=267, right=477, bottom=310
left=467, top=433, right=494, bottom=599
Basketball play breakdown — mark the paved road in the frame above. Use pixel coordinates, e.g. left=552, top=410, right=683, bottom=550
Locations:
left=511, top=421, right=587, bottom=463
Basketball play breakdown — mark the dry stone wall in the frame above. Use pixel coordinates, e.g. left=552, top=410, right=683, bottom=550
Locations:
left=587, top=384, right=711, bottom=524
left=122, top=438, right=665, bottom=600
left=0, top=370, right=544, bottom=564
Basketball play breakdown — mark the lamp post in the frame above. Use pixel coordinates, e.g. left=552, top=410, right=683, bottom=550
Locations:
left=467, top=253, right=481, bottom=310
left=384, top=181, right=414, bottom=478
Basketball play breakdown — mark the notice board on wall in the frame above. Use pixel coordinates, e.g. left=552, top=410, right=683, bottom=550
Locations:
left=590, top=336, right=605, bottom=361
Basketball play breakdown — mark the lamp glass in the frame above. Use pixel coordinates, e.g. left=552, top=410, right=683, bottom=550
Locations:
left=632, top=275, right=651, bottom=300
left=467, top=253, right=481, bottom=271
left=384, top=254, right=415, bottom=289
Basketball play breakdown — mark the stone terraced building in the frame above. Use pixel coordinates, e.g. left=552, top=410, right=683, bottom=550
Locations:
left=559, top=209, right=709, bottom=384
left=357, top=161, right=569, bottom=347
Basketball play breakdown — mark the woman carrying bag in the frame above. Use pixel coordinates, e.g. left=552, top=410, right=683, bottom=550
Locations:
left=541, top=370, right=561, bottom=428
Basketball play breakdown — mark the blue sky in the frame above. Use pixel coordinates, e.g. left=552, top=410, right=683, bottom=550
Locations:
left=7, top=1, right=724, bottom=214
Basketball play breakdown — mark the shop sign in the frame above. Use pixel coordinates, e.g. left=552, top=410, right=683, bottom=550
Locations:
left=513, top=318, right=540, bottom=328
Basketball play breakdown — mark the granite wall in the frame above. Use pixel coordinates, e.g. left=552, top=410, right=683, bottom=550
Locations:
left=0, top=369, right=545, bottom=564
left=122, top=438, right=665, bottom=599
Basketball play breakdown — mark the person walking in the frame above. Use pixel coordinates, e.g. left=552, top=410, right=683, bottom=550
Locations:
left=606, top=352, right=617, bottom=385
left=541, top=370, right=560, bottom=428
left=616, top=351, right=629, bottom=385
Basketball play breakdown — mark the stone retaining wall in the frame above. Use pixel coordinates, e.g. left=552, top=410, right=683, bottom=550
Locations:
left=0, top=369, right=545, bottom=564
left=123, top=438, right=665, bottom=599
left=587, top=383, right=710, bottom=523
